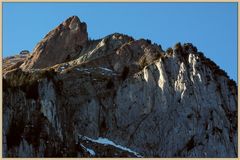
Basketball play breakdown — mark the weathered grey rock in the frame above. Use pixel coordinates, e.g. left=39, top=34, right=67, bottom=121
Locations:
left=19, top=50, right=30, bottom=55
left=3, top=16, right=237, bottom=158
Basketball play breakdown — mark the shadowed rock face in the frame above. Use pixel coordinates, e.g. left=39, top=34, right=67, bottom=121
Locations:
left=3, top=16, right=237, bottom=158
left=20, top=16, right=88, bottom=70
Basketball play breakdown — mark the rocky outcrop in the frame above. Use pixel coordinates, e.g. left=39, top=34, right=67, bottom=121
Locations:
left=3, top=53, right=30, bottom=74
left=20, top=16, right=88, bottom=70
left=3, top=16, right=237, bottom=158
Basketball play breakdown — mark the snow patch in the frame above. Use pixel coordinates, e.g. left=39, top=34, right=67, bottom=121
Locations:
left=75, top=68, right=90, bottom=74
left=80, top=135, right=142, bottom=157
left=98, top=67, right=113, bottom=72
left=58, top=63, right=69, bottom=72
left=75, top=67, right=117, bottom=76
left=80, top=144, right=96, bottom=156
left=75, top=68, right=89, bottom=71
left=60, top=66, right=65, bottom=71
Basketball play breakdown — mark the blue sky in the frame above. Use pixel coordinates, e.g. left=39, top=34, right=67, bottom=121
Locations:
left=3, top=2, right=238, bottom=81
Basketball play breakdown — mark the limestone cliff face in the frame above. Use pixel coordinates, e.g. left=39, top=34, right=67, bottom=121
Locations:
left=3, top=16, right=237, bottom=158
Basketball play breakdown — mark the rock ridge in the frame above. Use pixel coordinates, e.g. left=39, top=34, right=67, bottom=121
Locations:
left=3, top=16, right=237, bottom=158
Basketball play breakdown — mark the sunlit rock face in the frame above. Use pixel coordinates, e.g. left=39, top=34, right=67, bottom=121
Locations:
left=3, top=16, right=237, bottom=158
left=20, top=16, right=88, bottom=70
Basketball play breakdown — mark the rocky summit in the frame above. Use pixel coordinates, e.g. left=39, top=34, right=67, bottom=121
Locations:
left=3, top=16, right=237, bottom=158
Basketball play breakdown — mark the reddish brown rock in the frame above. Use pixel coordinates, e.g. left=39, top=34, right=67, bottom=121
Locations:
left=20, top=16, right=88, bottom=70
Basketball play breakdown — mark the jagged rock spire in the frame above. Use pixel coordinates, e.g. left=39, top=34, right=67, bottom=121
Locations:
left=21, top=16, right=88, bottom=70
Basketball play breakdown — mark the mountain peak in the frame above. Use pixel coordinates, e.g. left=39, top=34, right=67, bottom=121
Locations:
left=3, top=16, right=237, bottom=158
left=62, top=15, right=82, bottom=30
left=20, top=16, right=88, bottom=70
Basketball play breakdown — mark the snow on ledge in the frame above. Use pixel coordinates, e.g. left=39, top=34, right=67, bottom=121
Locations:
left=79, top=135, right=142, bottom=157
left=98, top=67, right=113, bottom=72
left=80, top=144, right=96, bottom=156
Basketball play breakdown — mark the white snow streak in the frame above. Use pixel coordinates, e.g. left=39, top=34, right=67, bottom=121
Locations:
left=80, top=144, right=96, bottom=156
left=98, top=67, right=113, bottom=72
left=80, top=135, right=142, bottom=157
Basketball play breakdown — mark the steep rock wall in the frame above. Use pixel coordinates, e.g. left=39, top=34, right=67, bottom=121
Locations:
left=3, top=16, right=237, bottom=158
